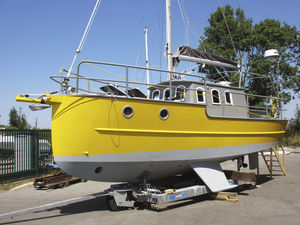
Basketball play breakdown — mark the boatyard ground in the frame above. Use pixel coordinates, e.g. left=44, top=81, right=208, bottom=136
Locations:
left=0, top=148, right=300, bottom=225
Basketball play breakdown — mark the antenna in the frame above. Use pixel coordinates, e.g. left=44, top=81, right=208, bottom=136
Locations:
left=264, top=49, right=279, bottom=63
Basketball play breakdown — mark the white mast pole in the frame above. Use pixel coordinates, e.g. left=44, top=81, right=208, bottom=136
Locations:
left=166, top=0, right=174, bottom=80
left=144, top=27, right=150, bottom=98
left=67, top=0, right=101, bottom=78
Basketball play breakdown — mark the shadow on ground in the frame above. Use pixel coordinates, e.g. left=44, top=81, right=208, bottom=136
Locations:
left=1, top=174, right=277, bottom=224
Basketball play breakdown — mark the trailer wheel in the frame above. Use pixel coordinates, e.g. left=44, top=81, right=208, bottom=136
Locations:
left=106, top=196, right=122, bottom=211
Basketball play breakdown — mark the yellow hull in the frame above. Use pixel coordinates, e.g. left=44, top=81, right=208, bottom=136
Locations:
left=50, top=95, right=286, bottom=158
left=16, top=93, right=287, bottom=181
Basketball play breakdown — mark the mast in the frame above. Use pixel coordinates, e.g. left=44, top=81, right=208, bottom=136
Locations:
left=144, top=27, right=150, bottom=98
left=66, top=0, right=101, bottom=86
left=166, top=0, right=174, bottom=79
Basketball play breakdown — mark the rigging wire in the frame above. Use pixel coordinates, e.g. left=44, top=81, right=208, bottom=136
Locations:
left=218, top=0, right=237, bottom=57
left=177, top=0, right=189, bottom=46
left=132, top=40, right=143, bottom=82
left=177, top=0, right=218, bottom=55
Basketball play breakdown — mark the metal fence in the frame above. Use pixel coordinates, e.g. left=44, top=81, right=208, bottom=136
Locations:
left=0, top=129, right=52, bottom=182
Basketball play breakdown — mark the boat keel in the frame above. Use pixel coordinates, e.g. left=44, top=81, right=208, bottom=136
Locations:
left=189, top=161, right=237, bottom=192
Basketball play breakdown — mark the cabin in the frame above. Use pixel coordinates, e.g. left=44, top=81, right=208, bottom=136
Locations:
left=148, top=80, right=249, bottom=119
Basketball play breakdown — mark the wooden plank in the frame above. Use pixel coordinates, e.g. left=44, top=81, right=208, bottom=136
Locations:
left=218, top=192, right=237, bottom=197
left=211, top=192, right=239, bottom=203
left=224, top=170, right=256, bottom=183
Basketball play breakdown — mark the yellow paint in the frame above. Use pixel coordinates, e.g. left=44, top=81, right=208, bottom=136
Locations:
left=48, top=95, right=287, bottom=157
left=16, top=95, right=43, bottom=104
left=95, top=127, right=285, bottom=135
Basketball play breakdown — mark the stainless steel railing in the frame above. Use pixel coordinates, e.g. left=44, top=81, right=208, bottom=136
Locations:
left=50, top=60, right=284, bottom=119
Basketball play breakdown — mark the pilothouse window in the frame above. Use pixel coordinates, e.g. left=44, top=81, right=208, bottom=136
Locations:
left=212, top=89, right=220, bottom=104
left=196, top=88, right=205, bottom=103
left=175, top=86, right=185, bottom=101
left=225, top=91, right=232, bottom=104
left=164, top=88, right=171, bottom=100
left=152, top=90, right=160, bottom=100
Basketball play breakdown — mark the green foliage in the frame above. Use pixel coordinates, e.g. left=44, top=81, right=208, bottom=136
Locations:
left=248, top=19, right=299, bottom=102
left=8, top=107, right=31, bottom=130
left=200, top=5, right=252, bottom=81
left=199, top=4, right=300, bottom=104
left=284, top=105, right=300, bottom=147
left=289, top=105, right=300, bottom=135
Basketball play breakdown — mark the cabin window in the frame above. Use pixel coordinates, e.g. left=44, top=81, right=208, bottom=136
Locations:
left=175, top=85, right=185, bottom=101
left=211, top=89, right=221, bottom=104
left=152, top=90, right=160, bottom=100
left=164, top=88, right=171, bottom=101
left=196, top=88, right=205, bottom=103
left=224, top=91, right=232, bottom=104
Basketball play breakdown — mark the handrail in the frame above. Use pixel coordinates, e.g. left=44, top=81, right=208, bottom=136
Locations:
left=76, top=60, right=207, bottom=102
left=49, top=60, right=284, bottom=120
left=76, top=60, right=207, bottom=81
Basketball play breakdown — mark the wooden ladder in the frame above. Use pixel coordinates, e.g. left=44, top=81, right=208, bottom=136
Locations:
left=261, top=145, right=286, bottom=178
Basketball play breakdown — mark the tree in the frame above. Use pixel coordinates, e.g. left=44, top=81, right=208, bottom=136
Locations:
left=9, top=107, right=31, bottom=129
left=200, top=5, right=252, bottom=82
left=247, top=19, right=299, bottom=103
left=285, top=105, right=300, bottom=146
left=199, top=5, right=299, bottom=104
left=289, top=104, right=300, bottom=135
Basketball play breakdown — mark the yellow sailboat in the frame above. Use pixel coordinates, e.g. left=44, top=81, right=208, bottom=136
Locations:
left=16, top=0, right=286, bottom=194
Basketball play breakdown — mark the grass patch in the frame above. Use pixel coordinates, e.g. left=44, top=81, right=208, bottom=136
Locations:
left=0, top=178, right=35, bottom=191
left=283, top=133, right=300, bottom=147
left=0, top=168, right=62, bottom=191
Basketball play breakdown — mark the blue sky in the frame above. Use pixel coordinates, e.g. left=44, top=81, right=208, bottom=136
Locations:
left=0, top=0, right=299, bottom=128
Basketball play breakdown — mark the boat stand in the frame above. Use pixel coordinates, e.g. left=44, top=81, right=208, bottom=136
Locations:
left=0, top=169, right=256, bottom=218
left=105, top=182, right=209, bottom=211
left=0, top=181, right=210, bottom=219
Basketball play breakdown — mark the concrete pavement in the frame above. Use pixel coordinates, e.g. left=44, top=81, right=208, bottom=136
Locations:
left=0, top=149, right=300, bottom=225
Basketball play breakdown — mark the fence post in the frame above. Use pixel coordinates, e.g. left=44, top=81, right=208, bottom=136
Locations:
left=35, top=130, right=40, bottom=176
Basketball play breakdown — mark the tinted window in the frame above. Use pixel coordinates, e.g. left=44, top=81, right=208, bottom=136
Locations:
left=164, top=89, right=171, bottom=100
left=197, top=89, right=204, bottom=103
left=225, top=92, right=231, bottom=104
left=175, top=86, right=185, bottom=101
left=212, top=90, right=220, bottom=104
left=152, top=90, right=160, bottom=100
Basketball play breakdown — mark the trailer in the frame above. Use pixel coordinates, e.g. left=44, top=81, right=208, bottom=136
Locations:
left=0, top=169, right=256, bottom=220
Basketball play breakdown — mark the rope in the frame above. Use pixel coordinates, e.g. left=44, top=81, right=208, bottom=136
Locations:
left=214, top=67, right=227, bottom=81
left=61, top=67, right=101, bottom=89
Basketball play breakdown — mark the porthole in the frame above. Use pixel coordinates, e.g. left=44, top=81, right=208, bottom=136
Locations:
left=159, top=108, right=169, bottom=120
left=122, top=105, right=134, bottom=118
left=95, top=166, right=103, bottom=174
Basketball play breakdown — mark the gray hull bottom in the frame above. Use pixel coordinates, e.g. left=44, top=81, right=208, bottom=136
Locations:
left=54, top=141, right=277, bottom=182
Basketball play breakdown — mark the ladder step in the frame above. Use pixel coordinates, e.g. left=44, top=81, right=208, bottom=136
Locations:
left=261, top=146, right=286, bottom=176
